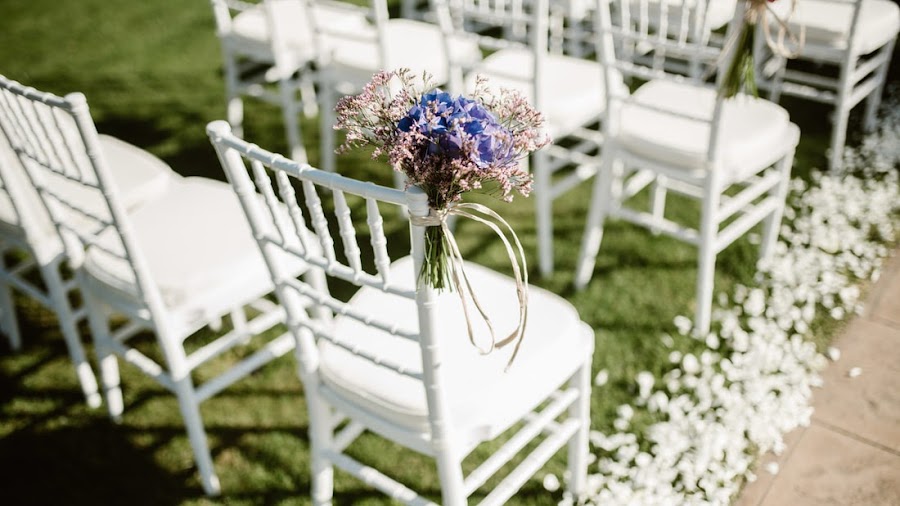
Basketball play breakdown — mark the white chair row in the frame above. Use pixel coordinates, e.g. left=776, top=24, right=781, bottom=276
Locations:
left=0, top=73, right=598, bottom=502
left=208, top=0, right=477, bottom=172
left=209, top=0, right=609, bottom=277
left=557, top=0, right=898, bottom=171
left=0, top=74, right=317, bottom=496
left=206, top=0, right=811, bottom=335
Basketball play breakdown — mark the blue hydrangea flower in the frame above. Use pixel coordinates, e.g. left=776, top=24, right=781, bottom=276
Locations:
left=398, top=89, right=515, bottom=169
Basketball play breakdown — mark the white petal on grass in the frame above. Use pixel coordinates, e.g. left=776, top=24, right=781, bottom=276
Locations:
left=674, top=315, right=693, bottom=336
left=682, top=354, right=700, bottom=375
left=542, top=473, right=560, bottom=492
left=637, top=371, right=655, bottom=400
left=613, top=418, right=630, bottom=432
left=594, top=369, right=609, bottom=387
left=580, top=92, right=900, bottom=506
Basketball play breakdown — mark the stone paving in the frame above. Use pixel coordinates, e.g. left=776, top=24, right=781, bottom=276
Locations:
left=735, top=253, right=900, bottom=506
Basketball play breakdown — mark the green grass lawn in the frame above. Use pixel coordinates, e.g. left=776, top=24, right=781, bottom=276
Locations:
left=1, top=1, right=898, bottom=504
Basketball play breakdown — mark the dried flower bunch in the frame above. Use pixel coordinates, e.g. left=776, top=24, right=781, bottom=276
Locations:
left=335, top=69, right=549, bottom=289
left=336, top=69, right=547, bottom=207
left=721, top=0, right=803, bottom=98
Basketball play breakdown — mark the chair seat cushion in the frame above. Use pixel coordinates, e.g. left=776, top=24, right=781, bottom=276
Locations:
left=616, top=80, right=792, bottom=177
left=327, top=19, right=482, bottom=90
left=229, top=0, right=370, bottom=65
left=318, top=256, right=594, bottom=443
left=0, top=134, right=177, bottom=261
left=466, top=48, right=614, bottom=138
left=97, top=135, right=179, bottom=210
left=788, top=0, right=900, bottom=55
left=83, top=177, right=307, bottom=330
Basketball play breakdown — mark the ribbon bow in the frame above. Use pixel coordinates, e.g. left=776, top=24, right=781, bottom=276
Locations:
left=748, top=0, right=805, bottom=60
left=410, top=202, right=529, bottom=371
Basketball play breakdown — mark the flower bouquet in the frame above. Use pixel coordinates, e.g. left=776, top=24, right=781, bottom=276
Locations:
left=335, top=69, right=548, bottom=291
left=335, top=69, right=548, bottom=365
left=720, top=0, right=804, bottom=98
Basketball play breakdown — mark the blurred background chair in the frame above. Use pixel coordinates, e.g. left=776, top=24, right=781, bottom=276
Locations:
left=209, top=120, right=594, bottom=506
left=208, top=0, right=370, bottom=163
left=575, top=0, right=800, bottom=336
left=755, top=0, right=900, bottom=171
left=0, top=88, right=179, bottom=408
left=435, top=0, right=612, bottom=276
left=311, top=0, right=482, bottom=173
left=0, top=75, right=315, bottom=496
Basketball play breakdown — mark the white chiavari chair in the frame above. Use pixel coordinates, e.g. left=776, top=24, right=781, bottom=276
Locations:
left=575, top=0, right=800, bottom=336
left=434, top=0, right=615, bottom=277
left=755, top=0, right=899, bottom=171
left=209, top=0, right=370, bottom=163
left=0, top=79, right=179, bottom=408
left=209, top=120, right=595, bottom=505
left=0, top=75, right=315, bottom=496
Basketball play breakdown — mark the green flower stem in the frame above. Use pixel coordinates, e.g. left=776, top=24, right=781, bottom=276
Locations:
left=421, top=225, right=451, bottom=291
left=721, top=22, right=758, bottom=99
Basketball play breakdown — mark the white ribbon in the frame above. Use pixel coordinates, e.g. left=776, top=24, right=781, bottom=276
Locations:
left=411, top=202, right=529, bottom=371
left=749, top=0, right=805, bottom=60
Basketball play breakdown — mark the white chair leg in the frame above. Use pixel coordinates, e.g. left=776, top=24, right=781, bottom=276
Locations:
left=319, top=82, right=337, bottom=172
left=767, top=58, right=785, bottom=103
left=829, top=105, right=851, bottom=172
left=649, top=175, right=667, bottom=236
left=299, top=72, right=319, bottom=118
left=43, top=262, right=101, bottom=408
left=0, top=253, right=21, bottom=351
left=435, top=449, right=466, bottom=506
left=223, top=54, right=244, bottom=138
left=278, top=78, right=308, bottom=164
left=760, top=155, right=793, bottom=260
left=863, top=41, right=895, bottom=133
left=693, top=183, right=720, bottom=337
left=308, top=395, right=334, bottom=506
left=566, top=360, right=591, bottom=498
left=534, top=153, right=554, bottom=277
left=86, top=298, right=123, bottom=420
left=574, top=155, right=614, bottom=289
left=173, top=375, right=221, bottom=496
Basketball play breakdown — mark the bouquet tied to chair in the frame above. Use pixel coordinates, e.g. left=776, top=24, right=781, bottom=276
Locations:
left=335, top=69, right=549, bottom=367
left=721, top=0, right=805, bottom=98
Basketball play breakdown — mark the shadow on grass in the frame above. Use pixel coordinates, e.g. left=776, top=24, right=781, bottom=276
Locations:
left=95, top=112, right=227, bottom=181
left=0, top=424, right=197, bottom=505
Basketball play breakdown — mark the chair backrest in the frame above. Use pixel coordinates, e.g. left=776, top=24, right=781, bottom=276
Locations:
left=207, top=120, right=457, bottom=439
left=210, top=0, right=315, bottom=67
left=304, top=0, right=389, bottom=68
left=0, top=134, right=41, bottom=242
left=0, top=76, right=168, bottom=323
left=785, top=0, right=865, bottom=55
left=594, top=0, right=745, bottom=165
left=434, top=0, right=550, bottom=105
